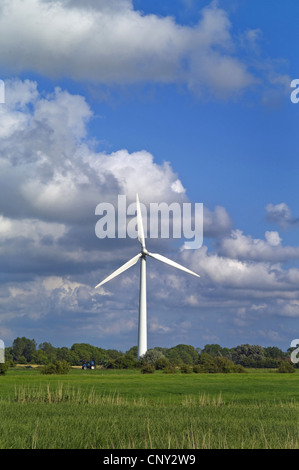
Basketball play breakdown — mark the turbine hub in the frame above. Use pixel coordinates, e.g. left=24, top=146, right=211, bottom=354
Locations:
left=141, top=247, right=148, bottom=256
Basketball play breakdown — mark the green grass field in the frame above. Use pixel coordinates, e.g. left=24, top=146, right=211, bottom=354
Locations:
left=1, top=367, right=299, bottom=449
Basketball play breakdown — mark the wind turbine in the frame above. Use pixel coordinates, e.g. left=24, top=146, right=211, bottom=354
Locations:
left=95, top=194, right=200, bottom=359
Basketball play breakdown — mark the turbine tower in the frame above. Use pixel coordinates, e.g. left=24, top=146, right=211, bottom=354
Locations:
left=95, top=194, right=200, bottom=359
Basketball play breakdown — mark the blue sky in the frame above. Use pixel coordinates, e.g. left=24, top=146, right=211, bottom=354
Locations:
left=0, top=0, right=299, bottom=353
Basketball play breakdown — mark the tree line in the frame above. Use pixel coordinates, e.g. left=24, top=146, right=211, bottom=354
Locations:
left=3, top=337, right=295, bottom=372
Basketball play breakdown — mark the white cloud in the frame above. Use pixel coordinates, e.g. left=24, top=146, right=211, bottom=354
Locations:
left=171, top=179, right=185, bottom=194
left=278, top=300, right=299, bottom=318
left=95, top=315, right=137, bottom=337
left=217, top=229, right=299, bottom=262
left=0, top=215, right=66, bottom=242
left=0, top=80, right=188, bottom=226
left=203, top=205, right=232, bottom=237
left=265, top=202, right=299, bottom=229
left=1, top=79, right=299, bottom=349
left=264, top=231, right=281, bottom=246
left=149, top=317, right=172, bottom=334
left=181, top=242, right=299, bottom=292
left=0, top=0, right=259, bottom=97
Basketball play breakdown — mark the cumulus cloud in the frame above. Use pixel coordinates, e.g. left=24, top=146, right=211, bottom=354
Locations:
left=0, top=79, right=217, bottom=279
left=217, top=229, right=299, bottom=262
left=203, top=205, right=232, bottom=237
left=0, top=79, right=199, bottom=315
left=184, top=245, right=285, bottom=291
left=0, top=80, right=189, bottom=225
left=265, top=203, right=299, bottom=229
left=1, top=79, right=299, bottom=349
left=0, top=0, right=264, bottom=98
left=277, top=300, right=299, bottom=318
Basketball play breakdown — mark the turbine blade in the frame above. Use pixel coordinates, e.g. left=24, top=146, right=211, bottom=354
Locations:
left=95, top=253, right=142, bottom=288
left=147, top=252, right=200, bottom=278
left=136, top=193, right=145, bottom=249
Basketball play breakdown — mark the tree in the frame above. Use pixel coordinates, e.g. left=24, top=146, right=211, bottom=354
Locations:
left=264, top=346, right=285, bottom=360
left=38, top=342, right=57, bottom=363
left=142, top=349, right=165, bottom=365
left=56, top=347, right=78, bottom=365
left=106, top=349, right=124, bottom=361
left=70, top=343, right=109, bottom=365
left=198, top=353, right=219, bottom=373
left=202, top=344, right=225, bottom=357
left=71, top=343, right=94, bottom=363
left=165, top=344, right=199, bottom=365
left=4, top=347, right=13, bottom=363
left=108, top=356, right=137, bottom=369
left=126, top=346, right=138, bottom=358
left=231, top=344, right=265, bottom=367
left=12, top=337, right=36, bottom=363
left=32, top=349, right=49, bottom=365
left=140, top=349, right=171, bottom=370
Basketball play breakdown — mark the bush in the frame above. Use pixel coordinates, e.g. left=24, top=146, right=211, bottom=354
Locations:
left=163, top=365, right=177, bottom=374
left=233, top=364, right=247, bottom=373
left=197, top=354, right=247, bottom=373
left=56, top=360, right=71, bottom=374
left=108, top=356, right=137, bottom=369
left=198, top=353, right=219, bottom=373
left=141, top=349, right=165, bottom=366
left=41, top=360, right=71, bottom=375
left=155, top=357, right=170, bottom=370
left=18, top=355, right=27, bottom=364
left=41, top=363, right=56, bottom=375
left=180, top=364, right=193, bottom=374
left=277, top=361, right=295, bottom=373
left=0, top=363, right=9, bottom=375
left=214, top=357, right=236, bottom=373
left=193, top=364, right=204, bottom=373
left=141, top=364, right=155, bottom=374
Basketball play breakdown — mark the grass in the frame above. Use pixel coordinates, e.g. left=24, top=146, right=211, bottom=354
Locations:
left=1, top=367, right=299, bottom=449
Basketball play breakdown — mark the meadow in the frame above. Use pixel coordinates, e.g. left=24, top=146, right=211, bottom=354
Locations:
left=1, top=367, right=299, bottom=449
